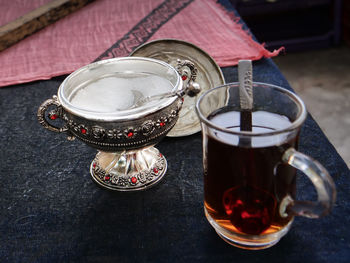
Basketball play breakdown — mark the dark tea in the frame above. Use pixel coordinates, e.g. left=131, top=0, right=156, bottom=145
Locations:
left=204, top=107, right=298, bottom=236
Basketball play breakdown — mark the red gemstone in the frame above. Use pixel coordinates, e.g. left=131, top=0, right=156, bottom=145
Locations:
left=49, top=114, right=58, bottom=120
left=131, top=177, right=137, bottom=184
left=159, top=122, right=165, bottom=127
left=93, top=163, right=97, bottom=168
left=104, top=176, right=110, bottom=181
left=159, top=153, right=163, bottom=157
left=81, top=128, right=87, bottom=134
left=153, top=168, right=158, bottom=173
left=127, top=132, right=134, bottom=138
left=182, top=75, right=187, bottom=81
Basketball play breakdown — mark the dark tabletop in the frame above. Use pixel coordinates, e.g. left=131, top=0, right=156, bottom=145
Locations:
left=0, top=58, right=349, bottom=263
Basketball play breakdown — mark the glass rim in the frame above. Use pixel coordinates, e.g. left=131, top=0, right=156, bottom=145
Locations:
left=195, top=82, right=307, bottom=137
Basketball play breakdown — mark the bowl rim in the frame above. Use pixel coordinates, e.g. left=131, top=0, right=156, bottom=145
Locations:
left=57, top=57, right=182, bottom=121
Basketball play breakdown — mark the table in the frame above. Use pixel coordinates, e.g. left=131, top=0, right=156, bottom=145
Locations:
left=1, top=2, right=349, bottom=261
left=1, top=58, right=349, bottom=262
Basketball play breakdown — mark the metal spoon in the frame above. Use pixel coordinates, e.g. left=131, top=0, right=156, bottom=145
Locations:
left=130, top=90, right=185, bottom=109
left=130, top=81, right=201, bottom=109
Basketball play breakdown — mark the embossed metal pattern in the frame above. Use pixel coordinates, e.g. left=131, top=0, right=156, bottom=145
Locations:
left=37, top=95, right=68, bottom=133
left=52, top=98, right=183, bottom=151
left=90, top=153, right=167, bottom=191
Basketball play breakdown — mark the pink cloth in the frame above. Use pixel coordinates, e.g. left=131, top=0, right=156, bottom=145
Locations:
left=0, top=0, right=281, bottom=88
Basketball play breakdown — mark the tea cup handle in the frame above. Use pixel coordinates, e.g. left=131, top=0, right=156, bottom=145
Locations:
left=37, top=95, right=68, bottom=133
left=279, top=148, right=336, bottom=219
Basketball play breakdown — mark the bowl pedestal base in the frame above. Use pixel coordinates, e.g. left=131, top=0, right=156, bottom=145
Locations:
left=90, top=146, right=167, bottom=191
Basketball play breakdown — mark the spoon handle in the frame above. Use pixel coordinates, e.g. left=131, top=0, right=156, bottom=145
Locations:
left=131, top=90, right=184, bottom=109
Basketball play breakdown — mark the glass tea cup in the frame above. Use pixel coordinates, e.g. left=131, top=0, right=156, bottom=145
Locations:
left=195, top=82, right=336, bottom=250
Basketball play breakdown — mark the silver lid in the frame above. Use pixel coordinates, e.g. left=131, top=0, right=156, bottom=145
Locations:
left=130, top=39, right=225, bottom=137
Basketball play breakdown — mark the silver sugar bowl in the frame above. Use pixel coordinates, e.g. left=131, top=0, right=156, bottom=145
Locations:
left=37, top=57, right=197, bottom=191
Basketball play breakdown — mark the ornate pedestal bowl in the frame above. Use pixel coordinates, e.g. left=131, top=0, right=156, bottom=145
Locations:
left=37, top=57, right=188, bottom=191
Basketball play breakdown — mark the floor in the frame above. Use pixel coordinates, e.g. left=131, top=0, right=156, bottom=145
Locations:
left=273, top=44, right=350, bottom=168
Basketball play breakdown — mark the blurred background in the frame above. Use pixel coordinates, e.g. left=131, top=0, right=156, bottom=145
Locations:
left=230, top=0, right=350, bottom=168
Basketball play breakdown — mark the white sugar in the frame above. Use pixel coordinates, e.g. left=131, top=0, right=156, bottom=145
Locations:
left=69, top=73, right=174, bottom=112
